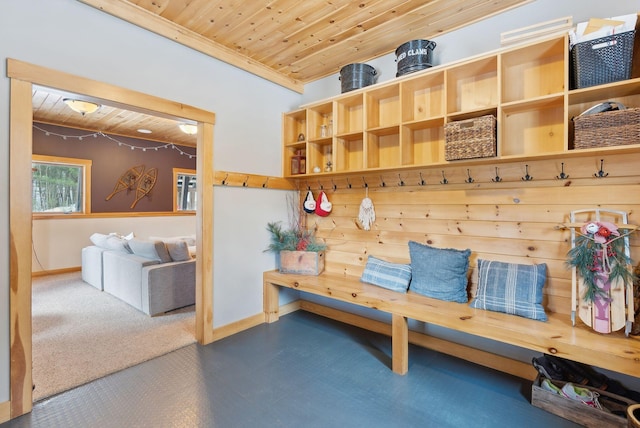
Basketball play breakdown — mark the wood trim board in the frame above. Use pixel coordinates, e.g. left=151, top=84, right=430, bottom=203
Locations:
left=7, top=58, right=216, bottom=418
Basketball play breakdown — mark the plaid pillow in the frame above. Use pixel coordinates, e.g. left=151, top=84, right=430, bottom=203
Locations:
left=470, top=259, right=548, bottom=321
left=360, top=256, right=412, bottom=293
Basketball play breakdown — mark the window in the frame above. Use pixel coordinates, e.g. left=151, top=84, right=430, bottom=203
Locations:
left=174, top=168, right=196, bottom=211
left=32, top=155, right=91, bottom=214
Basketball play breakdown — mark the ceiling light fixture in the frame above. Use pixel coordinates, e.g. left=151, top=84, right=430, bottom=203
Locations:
left=62, top=98, right=101, bottom=116
left=178, top=123, right=198, bottom=135
left=137, top=129, right=152, bottom=134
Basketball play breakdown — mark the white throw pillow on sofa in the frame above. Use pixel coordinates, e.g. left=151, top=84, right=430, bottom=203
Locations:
left=90, top=233, right=131, bottom=253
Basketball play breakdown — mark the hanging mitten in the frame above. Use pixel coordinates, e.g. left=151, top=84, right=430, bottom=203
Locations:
left=358, top=188, right=375, bottom=231
left=303, top=190, right=316, bottom=213
left=315, top=191, right=332, bottom=217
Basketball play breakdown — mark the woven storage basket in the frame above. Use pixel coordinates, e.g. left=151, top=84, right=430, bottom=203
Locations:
left=573, top=107, right=640, bottom=149
left=445, top=115, right=496, bottom=161
left=570, top=30, right=636, bottom=89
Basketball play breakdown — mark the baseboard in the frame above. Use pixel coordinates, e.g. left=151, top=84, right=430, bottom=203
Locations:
left=212, top=301, right=300, bottom=341
left=298, top=300, right=537, bottom=381
left=278, top=300, right=301, bottom=317
left=0, top=401, right=10, bottom=423
left=32, top=266, right=80, bottom=278
left=212, top=313, right=265, bottom=341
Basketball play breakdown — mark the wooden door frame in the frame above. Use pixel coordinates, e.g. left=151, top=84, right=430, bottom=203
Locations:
left=7, top=59, right=215, bottom=417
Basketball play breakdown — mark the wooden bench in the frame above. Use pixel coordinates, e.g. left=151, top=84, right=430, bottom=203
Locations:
left=263, top=270, right=640, bottom=379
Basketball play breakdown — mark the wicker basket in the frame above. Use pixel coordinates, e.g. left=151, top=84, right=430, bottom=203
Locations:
left=445, top=115, right=497, bottom=161
left=573, top=107, right=640, bottom=149
left=570, top=30, right=636, bottom=89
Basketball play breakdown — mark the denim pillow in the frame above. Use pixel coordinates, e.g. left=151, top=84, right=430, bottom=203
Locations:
left=408, top=241, right=471, bottom=302
left=360, top=256, right=412, bottom=293
left=470, top=259, right=548, bottom=321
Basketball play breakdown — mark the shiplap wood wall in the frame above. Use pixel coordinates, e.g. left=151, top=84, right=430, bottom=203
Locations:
left=305, top=151, right=640, bottom=317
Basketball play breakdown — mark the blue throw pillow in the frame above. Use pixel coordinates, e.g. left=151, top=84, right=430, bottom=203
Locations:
left=470, top=259, right=548, bottom=321
left=360, top=256, right=412, bottom=293
left=408, top=241, right=471, bottom=302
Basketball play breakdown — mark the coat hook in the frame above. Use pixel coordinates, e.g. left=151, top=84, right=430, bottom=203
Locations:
left=465, top=169, right=474, bottom=183
left=398, top=174, right=405, bottom=186
left=318, top=180, right=324, bottom=190
left=492, top=167, right=502, bottom=182
left=331, top=179, right=337, bottom=191
left=262, top=177, right=269, bottom=188
left=221, top=173, right=229, bottom=185
left=440, top=170, right=448, bottom=185
left=242, top=175, right=249, bottom=187
left=418, top=172, right=426, bottom=186
left=306, top=181, right=310, bottom=191
left=556, top=162, right=569, bottom=180
left=594, top=159, right=608, bottom=178
left=362, top=176, right=368, bottom=188
left=379, top=175, right=386, bottom=187
left=521, top=164, right=533, bottom=181
left=346, top=178, right=352, bottom=189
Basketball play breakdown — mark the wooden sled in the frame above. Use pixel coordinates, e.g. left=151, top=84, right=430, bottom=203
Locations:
left=105, top=165, right=145, bottom=201
left=564, top=209, right=637, bottom=336
left=131, top=167, right=157, bottom=209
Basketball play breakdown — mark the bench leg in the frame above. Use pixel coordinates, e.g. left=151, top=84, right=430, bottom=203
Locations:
left=392, top=314, right=408, bottom=375
left=263, top=281, right=280, bottom=323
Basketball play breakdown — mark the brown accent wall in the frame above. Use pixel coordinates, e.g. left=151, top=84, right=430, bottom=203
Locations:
left=33, top=123, right=196, bottom=212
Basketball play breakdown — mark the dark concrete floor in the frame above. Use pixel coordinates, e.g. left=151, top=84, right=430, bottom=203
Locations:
left=2, top=311, right=580, bottom=427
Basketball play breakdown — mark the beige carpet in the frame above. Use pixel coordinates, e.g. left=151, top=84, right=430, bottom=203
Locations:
left=32, top=272, right=196, bottom=402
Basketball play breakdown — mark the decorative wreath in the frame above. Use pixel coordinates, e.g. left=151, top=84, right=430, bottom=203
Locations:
left=566, top=221, right=635, bottom=303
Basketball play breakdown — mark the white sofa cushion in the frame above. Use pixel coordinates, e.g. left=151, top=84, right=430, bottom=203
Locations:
left=89, top=233, right=132, bottom=253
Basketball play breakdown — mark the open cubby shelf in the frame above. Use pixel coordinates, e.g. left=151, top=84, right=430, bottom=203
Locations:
left=283, top=33, right=640, bottom=177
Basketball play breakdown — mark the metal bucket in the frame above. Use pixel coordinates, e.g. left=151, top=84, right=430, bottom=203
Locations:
left=339, top=63, right=377, bottom=93
left=395, top=39, right=436, bottom=77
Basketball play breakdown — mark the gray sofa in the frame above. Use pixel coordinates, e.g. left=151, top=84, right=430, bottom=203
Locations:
left=81, top=234, right=196, bottom=316
left=81, top=245, right=110, bottom=290
left=102, top=250, right=195, bottom=316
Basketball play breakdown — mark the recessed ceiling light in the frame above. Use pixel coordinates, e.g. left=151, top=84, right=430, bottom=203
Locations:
left=137, top=129, right=152, bottom=134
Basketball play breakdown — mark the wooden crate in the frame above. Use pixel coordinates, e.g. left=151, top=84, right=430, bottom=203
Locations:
left=279, top=251, right=325, bottom=275
left=531, top=376, right=635, bottom=428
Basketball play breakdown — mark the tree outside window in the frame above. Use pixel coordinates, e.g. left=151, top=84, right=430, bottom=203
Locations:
left=32, top=155, right=91, bottom=214
left=173, top=168, right=196, bottom=212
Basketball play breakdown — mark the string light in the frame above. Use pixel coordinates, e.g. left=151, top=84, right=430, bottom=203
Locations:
left=33, top=125, right=196, bottom=159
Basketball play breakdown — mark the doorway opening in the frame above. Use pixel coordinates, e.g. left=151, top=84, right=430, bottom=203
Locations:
left=8, top=59, right=215, bottom=417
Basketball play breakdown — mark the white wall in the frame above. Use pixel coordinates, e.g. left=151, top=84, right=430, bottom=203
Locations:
left=32, top=216, right=197, bottom=272
left=303, top=0, right=640, bottom=103
left=0, top=0, right=302, bottom=403
left=213, top=187, right=299, bottom=326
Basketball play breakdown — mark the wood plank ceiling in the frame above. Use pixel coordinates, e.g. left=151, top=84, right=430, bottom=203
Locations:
left=80, top=0, right=532, bottom=92
left=32, top=86, right=197, bottom=147
left=39, top=0, right=531, bottom=146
